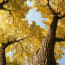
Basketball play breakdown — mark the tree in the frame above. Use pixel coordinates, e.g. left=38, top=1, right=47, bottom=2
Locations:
left=30, top=0, right=65, bottom=65
left=0, top=0, right=65, bottom=65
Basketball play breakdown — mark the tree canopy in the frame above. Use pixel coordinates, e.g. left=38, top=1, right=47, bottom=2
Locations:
left=0, top=0, right=65, bottom=65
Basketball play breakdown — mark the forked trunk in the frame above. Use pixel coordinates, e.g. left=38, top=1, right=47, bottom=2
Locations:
left=0, top=46, right=6, bottom=65
left=32, top=15, right=58, bottom=65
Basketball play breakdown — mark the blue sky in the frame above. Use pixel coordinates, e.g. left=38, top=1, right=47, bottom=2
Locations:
left=57, top=49, right=65, bottom=65
left=25, top=8, right=45, bottom=28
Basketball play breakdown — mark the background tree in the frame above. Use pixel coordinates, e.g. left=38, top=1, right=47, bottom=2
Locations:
left=0, top=0, right=30, bottom=65
left=0, top=0, right=45, bottom=65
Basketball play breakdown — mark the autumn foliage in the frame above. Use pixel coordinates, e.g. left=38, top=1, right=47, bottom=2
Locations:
left=0, top=0, right=65, bottom=65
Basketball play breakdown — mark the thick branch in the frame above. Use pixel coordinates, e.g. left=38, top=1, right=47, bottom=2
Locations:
left=58, top=14, right=65, bottom=19
left=3, top=35, right=32, bottom=48
left=56, top=37, right=65, bottom=42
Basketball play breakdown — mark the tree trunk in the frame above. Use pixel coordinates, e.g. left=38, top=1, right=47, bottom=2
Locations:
left=0, top=46, right=6, bottom=65
left=32, top=15, right=58, bottom=65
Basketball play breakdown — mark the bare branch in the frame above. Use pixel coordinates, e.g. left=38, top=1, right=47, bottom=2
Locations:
left=58, top=14, right=65, bottom=19
left=56, top=37, right=65, bottom=42
left=47, top=0, right=56, bottom=14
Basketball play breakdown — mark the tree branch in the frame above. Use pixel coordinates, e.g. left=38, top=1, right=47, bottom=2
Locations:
left=37, top=0, right=56, bottom=15
left=58, top=14, right=65, bottom=19
left=4, top=38, right=23, bottom=49
left=0, top=0, right=9, bottom=9
left=4, top=36, right=30, bottom=48
left=3, top=0, right=9, bottom=4
left=47, top=0, right=56, bottom=14
left=56, top=37, right=65, bottom=42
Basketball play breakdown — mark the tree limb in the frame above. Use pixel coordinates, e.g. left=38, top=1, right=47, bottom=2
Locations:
left=0, top=0, right=9, bottom=9
left=37, top=0, right=56, bottom=15
left=4, top=38, right=23, bottom=49
left=47, top=0, right=56, bottom=14
left=56, top=37, right=65, bottom=42
left=4, top=36, right=30, bottom=48
left=3, top=0, right=9, bottom=4
left=58, top=14, right=65, bottom=19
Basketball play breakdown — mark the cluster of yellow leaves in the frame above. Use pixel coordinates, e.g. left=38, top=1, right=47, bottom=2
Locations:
left=0, top=10, right=16, bottom=44
left=5, top=21, right=46, bottom=65
left=1, top=0, right=65, bottom=65
left=0, top=0, right=30, bottom=44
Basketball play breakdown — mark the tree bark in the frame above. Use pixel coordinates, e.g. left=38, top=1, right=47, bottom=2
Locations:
left=0, top=46, right=6, bottom=65
left=32, top=15, right=59, bottom=65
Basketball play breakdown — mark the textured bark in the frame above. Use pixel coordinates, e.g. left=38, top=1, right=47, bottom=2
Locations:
left=0, top=46, right=6, bottom=65
left=32, top=15, right=58, bottom=65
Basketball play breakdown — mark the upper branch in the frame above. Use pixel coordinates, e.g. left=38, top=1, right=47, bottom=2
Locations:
left=47, top=0, right=56, bottom=15
left=58, top=14, right=65, bottom=19
left=0, top=0, right=9, bottom=9
left=56, top=37, right=65, bottom=42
